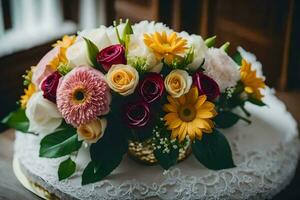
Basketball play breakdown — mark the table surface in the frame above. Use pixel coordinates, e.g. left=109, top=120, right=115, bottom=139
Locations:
left=0, top=92, right=300, bottom=200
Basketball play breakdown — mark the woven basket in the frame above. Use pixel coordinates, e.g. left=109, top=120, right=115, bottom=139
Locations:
left=128, top=139, right=191, bottom=165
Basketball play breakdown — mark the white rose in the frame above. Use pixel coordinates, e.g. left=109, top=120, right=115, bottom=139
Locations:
left=164, top=69, right=192, bottom=98
left=25, top=92, right=62, bottom=135
left=203, top=48, right=240, bottom=91
left=66, top=41, right=90, bottom=68
left=77, top=118, right=107, bottom=144
left=106, top=64, right=139, bottom=96
left=186, top=34, right=207, bottom=71
left=78, top=26, right=112, bottom=50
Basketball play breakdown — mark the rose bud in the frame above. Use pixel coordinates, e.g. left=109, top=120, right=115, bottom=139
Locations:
left=96, top=44, right=126, bottom=71
left=138, top=73, right=164, bottom=103
left=41, top=71, right=61, bottom=103
left=124, top=101, right=151, bottom=128
left=192, top=71, right=220, bottom=101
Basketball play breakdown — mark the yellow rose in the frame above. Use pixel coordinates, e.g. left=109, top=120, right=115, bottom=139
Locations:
left=164, top=69, right=192, bottom=98
left=77, top=118, right=107, bottom=144
left=106, top=64, right=139, bottom=96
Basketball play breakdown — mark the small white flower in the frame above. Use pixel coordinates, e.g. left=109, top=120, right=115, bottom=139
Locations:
left=203, top=48, right=240, bottom=91
left=25, top=92, right=62, bottom=135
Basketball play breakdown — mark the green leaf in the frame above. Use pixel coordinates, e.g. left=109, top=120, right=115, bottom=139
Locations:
left=122, top=19, right=133, bottom=40
left=154, top=146, right=179, bottom=170
left=248, top=97, right=266, bottom=107
left=204, top=36, right=216, bottom=48
left=82, top=113, right=129, bottom=185
left=83, top=37, right=100, bottom=67
left=39, top=127, right=82, bottom=158
left=82, top=156, right=122, bottom=185
left=58, top=157, right=76, bottom=181
left=214, top=111, right=240, bottom=129
left=192, top=129, right=235, bottom=170
left=232, top=52, right=242, bottom=66
left=1, top=109, right=29, bottom=133
left=220, top=42, right=230, bottom=53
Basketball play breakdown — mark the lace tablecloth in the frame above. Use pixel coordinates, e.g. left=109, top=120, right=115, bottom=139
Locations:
left=14, top=88, right=300, bottom=200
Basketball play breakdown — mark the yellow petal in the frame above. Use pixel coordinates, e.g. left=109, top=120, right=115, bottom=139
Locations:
left=196, top=111, right=216, bottom=119
left=178, top=122, right=187, bottom=142
left=163, top=104, right=177, bottom=112
left=167, top=95, right=179, bottom=108
left=187, top=87, right=198, bottom=104
left=169, top=118, right=183, bottom=129
left=195, top=95, right=207, bottom=109
left=164, top=112, right=178, bottom=122
left=178, top=94, right=186, bottom=105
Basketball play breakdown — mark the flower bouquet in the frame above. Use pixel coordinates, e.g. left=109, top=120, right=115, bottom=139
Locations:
left=2, top=20, right=266, bottom=185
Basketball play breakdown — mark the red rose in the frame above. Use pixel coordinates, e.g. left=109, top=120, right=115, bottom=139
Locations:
left=96, top=44, right=126, bottom=71
left=124, top=101, right=151, bottom=128
left=192, top=71, right=220, bottom=101
left=138, top=73, right=164, bottom=103
left=41, top=71, right=61, bottom=103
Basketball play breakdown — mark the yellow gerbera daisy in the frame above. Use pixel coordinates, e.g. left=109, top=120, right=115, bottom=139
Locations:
left=240, top=59, right=266, bottom=100
left=163, top=87, right=217, bottom=142
left=144, top=31, right=187, bottom=63
left=20, top=83, right=36, bottom=109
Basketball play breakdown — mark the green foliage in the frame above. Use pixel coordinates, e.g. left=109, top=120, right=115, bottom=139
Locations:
left=214, top=111, right=240, bottom=128
left=83, top=37, right=100, bottom=68
left=220, top=42, right=230, bottom=53
left=39, top=126, right=82, bottom=158
left=248, top=97, right=266, bottom=107
left=127, top=56, right=147, bottom=73
left=1, top=109, right=29, bottom=133
left=152, top=121, right=180, bottom=170
left=204, top=36, right=216, bottom=48
left=167, top=47, right=194, bottom=70
left=82, top=112, right=129, bottom=185
left=232, top=52, right=242, bottom=66
left=214, top=110, right=250, bottom=128
left=114, top=19, right=133, bottom=51
left=57, top=63, right=72, bottom=75
left=192, top=129, right=235, bottom=170
left=58, top=157, right=76, bottom=181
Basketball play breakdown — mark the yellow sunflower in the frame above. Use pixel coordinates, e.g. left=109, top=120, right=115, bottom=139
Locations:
left=143, top=31, right=187, bottom=63
left=240, top=59, right=266, bottom=100
left=20, top=83, right=36, bottom=109
left=163, top=87, right=217, bottom=142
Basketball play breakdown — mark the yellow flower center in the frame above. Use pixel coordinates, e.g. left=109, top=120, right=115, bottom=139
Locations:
left=179, top=104, right=196, bottom=122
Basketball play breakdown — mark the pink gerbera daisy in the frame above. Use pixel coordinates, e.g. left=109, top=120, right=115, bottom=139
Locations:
left=57, top=65, right=111, bottom=127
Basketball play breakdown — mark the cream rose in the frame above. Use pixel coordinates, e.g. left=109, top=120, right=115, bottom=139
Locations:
left=164, top=69, right=192, bottom=98
left=77, top=118, right=107, bottom=144
left=106, top=64, right=139, bottom=96
left=25, top=92, right=62, bottom=135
